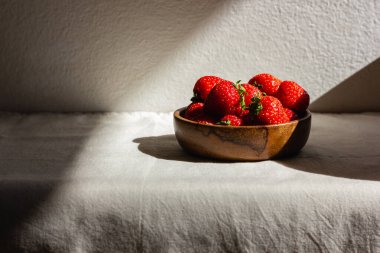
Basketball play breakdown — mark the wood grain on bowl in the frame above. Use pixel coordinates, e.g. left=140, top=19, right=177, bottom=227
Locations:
left=173, top=108, right=311, bottom=161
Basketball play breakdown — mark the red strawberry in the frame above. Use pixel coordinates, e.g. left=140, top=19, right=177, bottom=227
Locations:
left=184, top=102, right=204, bottom=120
left=249, top=96, right=289, bottom=125
left=248, top=73, right=281, bottom=96
left=276, top=81, right=310, bottom=112
left=284, top=108, right=299, bottom=121
left=242, top=83, right=262, bottom=109
left=204, top=80, right=246, bottom=118
left=183, top=102, right=215, bottom=124
left=192, top=76, right=224, bottom=102
left=217, top=115, right=243, bottom=126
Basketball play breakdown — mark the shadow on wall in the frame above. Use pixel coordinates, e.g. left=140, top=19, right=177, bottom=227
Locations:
left=0, top=0, right=227, bottom=112
left=310, top=57, right=380, bottom=112
left=0, top=113, right=98, bottom=251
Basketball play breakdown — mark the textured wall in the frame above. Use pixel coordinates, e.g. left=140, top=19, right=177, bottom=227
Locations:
left=0, top=0, right=379, bottom=112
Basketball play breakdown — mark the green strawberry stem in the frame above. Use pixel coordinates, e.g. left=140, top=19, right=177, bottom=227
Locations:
left=190, top=92, right=202, bottom=102
left=216, top=120, right=231, bottom=126
left=253, top=81, right=262, bottom=89
left=232, top=80, right=247, bottom=110
left=249, top=96, right=263, bottom=116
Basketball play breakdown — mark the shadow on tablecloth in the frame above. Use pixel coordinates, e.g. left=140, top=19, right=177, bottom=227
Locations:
left=277, top=113, right=380, bottom=181
left=277, top=147, right=380, bottom=181
left=133, top=134, right=223, bottom=163
left=0, top=113, right=99, bottom=251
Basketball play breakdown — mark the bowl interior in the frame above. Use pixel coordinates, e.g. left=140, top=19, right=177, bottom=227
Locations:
left=174, top=107, right=311, bottom=128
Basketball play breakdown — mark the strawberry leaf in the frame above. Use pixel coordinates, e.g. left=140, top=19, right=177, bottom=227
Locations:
left=217, top=120, right=231, bottom=125
left=191, top=92, right=202, bottom=102
left=249, top=96, right=263, bottom=115
left=253, top=81, right=262, bottom=89
left=232, top=80, right=247, bottom=110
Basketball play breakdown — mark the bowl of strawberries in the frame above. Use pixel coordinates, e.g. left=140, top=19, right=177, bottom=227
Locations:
left=173, top=73, right=311, bottom=161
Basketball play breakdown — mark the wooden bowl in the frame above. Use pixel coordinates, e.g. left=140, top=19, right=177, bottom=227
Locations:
left=173, top=108, right=311, bottom=161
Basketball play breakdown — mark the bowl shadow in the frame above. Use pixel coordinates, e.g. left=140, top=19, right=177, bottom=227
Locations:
left=133, top=134, right=227, bottom=163
left=276, top=122, right=380, bottom=181
left=134, top=125, right=380, bottom=181
left=277, top=149, right=380, bottom=181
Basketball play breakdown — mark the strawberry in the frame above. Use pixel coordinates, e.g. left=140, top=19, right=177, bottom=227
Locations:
left=248, top=73, right=281, bottom=96
left=249, top=96, right=289, bottom=125
left=184, top=102, right=204, bottom=120
left=242, top=83, right=262, bottom=109
left=204, top=80, right=246, bottom=118
left=192, top=76, right=224, bottom=102
left=217, top=115, right=243, bottom=126
left=183, top=102, right=215, bottom=124
left=276, top=81, right=310, bottom=112
left=284, top=108, right=299, bottom=121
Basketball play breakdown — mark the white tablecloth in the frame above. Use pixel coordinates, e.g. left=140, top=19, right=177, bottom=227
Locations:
left=0, top=112, right=379, bottom=252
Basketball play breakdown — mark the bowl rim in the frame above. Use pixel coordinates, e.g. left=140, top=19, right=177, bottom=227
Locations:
left=174, top=107, right=311, bottom=129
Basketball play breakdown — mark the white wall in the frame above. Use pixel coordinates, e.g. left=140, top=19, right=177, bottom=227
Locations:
left=0, top=0, right=379, bottom=112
